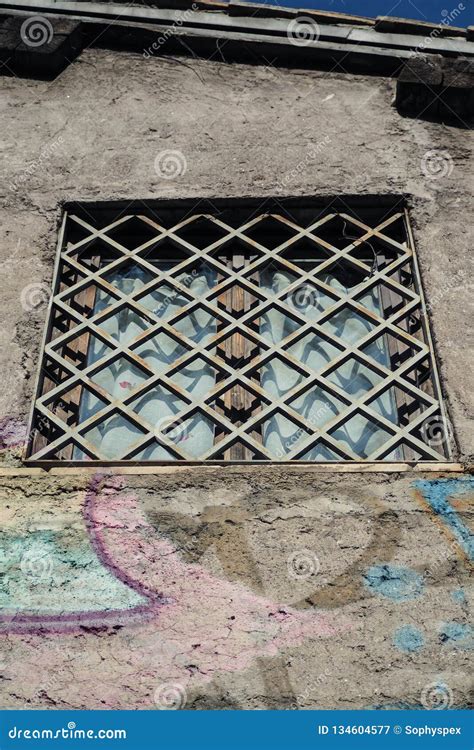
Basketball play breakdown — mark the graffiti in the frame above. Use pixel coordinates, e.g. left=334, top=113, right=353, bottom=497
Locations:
left=392, top=625, right=425, bottom=653
left=363, top=564, right=424, bottom=601
left=0, top=416, right=27, bottom=454
left=0, top=472, right=471, bottom=708
left=451, top=589, right=467, bottom=605
left=414, top=478, right=474, bottom=561
left=148, top=498, right=404, bottom=612
left=0, top=470, right=348, bottom=640
left=439, top=622, right=473, bottom=650
left=0, top=476, right=167, bottom=634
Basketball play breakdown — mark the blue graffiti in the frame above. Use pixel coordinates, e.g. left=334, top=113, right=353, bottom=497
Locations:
left=392, top=624, right=425, bottom=653
left=0, top=530, right=145, bottom=615
left=414, top=478, right=474, bottom=561
left=451, top=589, right=467, bottom=605
left=363, top=564, right=424, bottom=601
left=439, top=622, right=474, bottom=650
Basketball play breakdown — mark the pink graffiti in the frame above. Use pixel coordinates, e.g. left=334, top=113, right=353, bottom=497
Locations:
left=1, top=475, right=166, bottom=634
left=0, top=475, right=351, bottom=706
left=88, top=476, right=350, bottom=654
left=0, top=416, right=27, bottom=452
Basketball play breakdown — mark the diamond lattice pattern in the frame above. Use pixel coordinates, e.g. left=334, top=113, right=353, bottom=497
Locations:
left=28, top=207, right=449, bottom=462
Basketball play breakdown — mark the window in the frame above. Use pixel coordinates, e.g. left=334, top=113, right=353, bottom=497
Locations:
left=26, top=198, right=451, bottom=463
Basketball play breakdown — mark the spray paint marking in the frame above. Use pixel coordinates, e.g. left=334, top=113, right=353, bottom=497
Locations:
left=0, top=475, right=165, bottom=634
left=392, top=624, right=425, bottom=653
left=363, top=564, right=424, bottom=601
left=439, top=622, right=473, bottom=650
left=413, top=478, right=474, bottom=561
left=0, top=474, right=350, bottom=655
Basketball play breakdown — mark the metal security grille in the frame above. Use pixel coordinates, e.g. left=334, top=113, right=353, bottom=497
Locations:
left=26, top=199, right=451, bottom=463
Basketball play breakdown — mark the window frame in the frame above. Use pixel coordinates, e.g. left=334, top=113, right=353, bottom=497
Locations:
left=24, top=197, right=453, bottom=466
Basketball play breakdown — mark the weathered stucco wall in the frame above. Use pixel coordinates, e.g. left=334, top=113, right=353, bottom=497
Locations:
left=0, top=48, right=473, bottom=709
left=0, top=470, right=473, bottom=709
left=0, top=49, right=472, bottom=457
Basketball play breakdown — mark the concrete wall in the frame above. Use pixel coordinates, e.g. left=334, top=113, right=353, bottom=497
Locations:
left=0, top=470, right=473, bottom=708
left=1, top=49, right=473, bottom=459
left=0, top=48, right=472, bottom=709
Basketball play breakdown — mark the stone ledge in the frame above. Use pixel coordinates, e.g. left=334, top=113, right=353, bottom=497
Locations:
left=0, top=15, right=84, bottom=78
left=395, top=54, right=474, bottom=122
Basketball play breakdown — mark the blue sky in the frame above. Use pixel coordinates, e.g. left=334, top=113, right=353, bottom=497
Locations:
left=249, top=0, right=473, bottom=25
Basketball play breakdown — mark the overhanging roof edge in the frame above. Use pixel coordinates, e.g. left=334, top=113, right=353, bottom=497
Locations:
left=1, top=0, right=473, bottom=57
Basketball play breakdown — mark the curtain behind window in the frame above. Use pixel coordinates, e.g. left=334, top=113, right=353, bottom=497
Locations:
left=259, top=269, right=398, bottom=459
left=75, top=264, right=216, bottom=460
left=77, top=264, right=396, bottom=461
